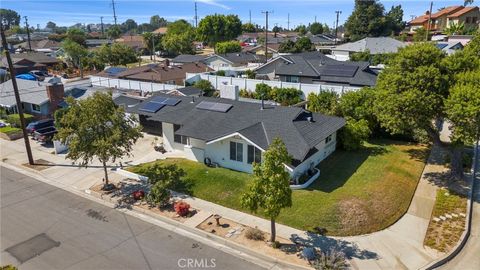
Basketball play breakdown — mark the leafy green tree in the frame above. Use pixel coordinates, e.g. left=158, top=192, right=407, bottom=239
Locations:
left=194, top=79, right=215, bottom=96
left=278, top=40, right=298, bottom=53
left=150, top=15, right=168, bottom=29
left=96, top=43, right=138, bottom=66
left=55, top=92, right=143, bottom=187
left=197, top=14, right=242, bottom=47
left=344, top=0, right=386, bottom=41
left=374, top=43, right=446, bottom=145
left=107, top=25, right=122, bottom=39
left=216, top=70, right=226, bottom=76
left=0, top=9, right=20, bottom=29
left=254, top=83, right=273, bottom=100
left=122, top=19, right=138, bottom=32
left=242, top=23, right=257, bottom=33
left=294, top=25, right=307, bottom=35
left=464, top=0, right=475, bottom=5
left=307, top=91, right=340, bottom=116
left=413, top=27, right=429, bottom=42
left=46, top=21, right=56, bottom=30
left=339, top=87, right=377, bottom=130
left=340, top=118, right=372, bottom=150
left=66, top=28, right=86, bottom=46
left=295, top=37, right=313, bottom=52
left=245, top=69, right=256, bottom=79
left=61, top=38, right=88, bottom=77
left=241, top=138, right=292, bottom=243
left=215, top=40, right=242, bottom=54
left=142, top=32, right=162, bottom=59
left=161, top=20, right=195, bottom=55
left=445, top=69, right=480, bottom=179
left=309, top=22, right=324, bottom=35
left=385, top=5, right=405, bottom=35
left=445, top=22, right=465, bottom=35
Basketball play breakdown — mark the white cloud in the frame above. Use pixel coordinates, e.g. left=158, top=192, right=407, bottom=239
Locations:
left=197, top=0, right=231, bottom=10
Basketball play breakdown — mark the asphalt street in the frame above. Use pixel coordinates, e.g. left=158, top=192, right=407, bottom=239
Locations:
left=0, top=166, right=265, bottom=270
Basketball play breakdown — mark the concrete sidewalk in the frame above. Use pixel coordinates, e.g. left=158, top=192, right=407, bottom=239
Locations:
left=1, top=136, right=448, bottom=270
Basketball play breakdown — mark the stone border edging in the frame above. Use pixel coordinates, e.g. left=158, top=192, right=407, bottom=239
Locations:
left=421, top=141, right=479, bottom=270
left=290, top=168, right=320, bottom=189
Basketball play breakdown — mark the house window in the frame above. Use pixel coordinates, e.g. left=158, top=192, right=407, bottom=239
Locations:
left=325, top=134, right=333, bottom=144
left=173, top=124, right=189, bottom=145
left=472, top=17, right=478, bottom=24
left=247, top=145, right=262, bottom=164
left=31, top=104, right=41, bottom=112
left=286, top=76, right=299, bottom=83
left=466, top=17, right=471, bottom=23
left=230, top=141, right=243, bottom=162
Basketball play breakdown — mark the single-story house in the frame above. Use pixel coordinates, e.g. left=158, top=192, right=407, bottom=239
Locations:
left=115, top=35, right=146, bottom=51
left=171, top=54, right=208, bottom=65
left=435, top=41, right=464, bottom=55
left=244, top=43, right=281, bottom=58
left=1, top=52, right=61, bottom=74
left=14, top=39, right=61, bottom=53
left=331, top=37, right=406, bottom=61
left=167, top=86, right=203, bottom=97
left=203, top=52, right=265, bottom=70
left=0, top=78, right=106, bottom=117
left=97, top=62, right=213, bottom=85
left=85, top=39, right=113, bottom=48
left=254, top=51, right=378, bottom=87
left=125, top=93, right=345, bottom=178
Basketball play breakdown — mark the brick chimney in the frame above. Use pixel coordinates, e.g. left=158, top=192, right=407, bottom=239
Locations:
left=46, top=83, right=64, bottom=114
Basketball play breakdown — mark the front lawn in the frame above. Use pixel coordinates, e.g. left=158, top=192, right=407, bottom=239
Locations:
left=129, top=138, right=429, bottom=236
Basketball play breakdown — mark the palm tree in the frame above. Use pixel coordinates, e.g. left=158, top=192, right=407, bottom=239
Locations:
left=142, top=32, right=154, bottom=60
left=445, top=22, right=465, bottom=35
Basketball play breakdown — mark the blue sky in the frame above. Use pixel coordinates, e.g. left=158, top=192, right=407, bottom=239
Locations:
left=2, top=0, right=466, bottom=29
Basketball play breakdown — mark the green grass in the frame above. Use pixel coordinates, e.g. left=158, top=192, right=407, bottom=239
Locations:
left=431, top=190, right=467, bottom=217
left=0, top=126, right=21, bottom=135
left=129, top=138, right=429, bottom=236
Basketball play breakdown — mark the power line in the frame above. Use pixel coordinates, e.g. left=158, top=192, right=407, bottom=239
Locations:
left=24, top=16, right=32, bottom=51
left=111, top=0, right=118, bottom=25
left=334, top=11, right=342, bottom=45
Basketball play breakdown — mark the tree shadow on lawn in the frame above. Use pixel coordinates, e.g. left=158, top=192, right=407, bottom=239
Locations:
left=424, top=171, right=472, bottom=200
left=307, top=146, right=387, bottom=193
left=290, top=232, right=378, bottom=260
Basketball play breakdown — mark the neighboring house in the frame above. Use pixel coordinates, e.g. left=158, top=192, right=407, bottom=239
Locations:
left=85, top=39, right=112, bottom=48
left=409, top=6, right=473, bottom=33
left=167, top=86, right=203, bottom=97
left=331, top=37, right=406, bottom=61
left=0, top=52, right=61, bottom=74
left=254, top=51, right=378, bottom=87
left=14, top=39, right=61, bottom=53
left=126, top=93, right=345, bottom=177
left=0, top=79, right=103, bottom=117
left=203, top=52, right=265, bottom=74
left=244, top=43, right=281, bottom=58
left=153, top=27, right=168, bottom=35
left=447, top=6, right=480, bottom=28
left=97, top=63, right=212, bottom=85
left=435, top=41, right=464, bottom=54
left=448, top=34, right=475, bottom=45
left=115, top=35, right=146, bottom=51
left=171, top=54, right=208, bottom=65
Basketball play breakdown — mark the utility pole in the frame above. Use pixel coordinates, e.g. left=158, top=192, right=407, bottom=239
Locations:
left=100, top=17, right=105, bottom=36
left=194, top=1, right=198, bottom=27
left=0, top=25, right=34, bottom=165
left=426, top=1, right=433, bottom=41
left=249, top=10, right=252, bottom=24
left=111, top=0, right=118, bottom=25
left=152, top=35, right=156, bottom=62
left=261, top=11, right=272, bottom=63
left=334, top=11, right=341, bottom=45
left=24, top=16, right=32, bottom=51
left=315, top=16, right=317, bottom=23
left=287, top=13, right=290, bottom=31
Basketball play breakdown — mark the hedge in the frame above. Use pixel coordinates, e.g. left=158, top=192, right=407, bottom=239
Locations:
left=6, top=114, right=34, bottom=127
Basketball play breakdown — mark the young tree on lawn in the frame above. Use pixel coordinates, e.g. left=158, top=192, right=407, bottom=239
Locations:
left=374, top=43, right=447, bottom=145
left=241, top=138, right=292, bottom=243
left=55, top=92, right=143, bottom=188
left=61, top=38, right=88, bottom=78
left=445, top=69, right=480, bottom=179
left=138, top=163, right=187, bottom=206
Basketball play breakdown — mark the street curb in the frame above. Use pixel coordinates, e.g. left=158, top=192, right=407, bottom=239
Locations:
left=420, top=141, right=479, bottom=270
left=0, top=161, right=311, bottom=270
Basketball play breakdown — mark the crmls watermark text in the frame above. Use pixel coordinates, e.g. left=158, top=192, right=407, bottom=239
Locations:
left=177, top=258, right=216, bottom=268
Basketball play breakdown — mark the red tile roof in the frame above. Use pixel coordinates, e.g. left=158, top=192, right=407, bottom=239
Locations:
left=448, top=6, right=479, bottom=18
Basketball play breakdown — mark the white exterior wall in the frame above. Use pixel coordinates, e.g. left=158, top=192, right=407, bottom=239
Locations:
left=183, top=138, right=206, bottom=162
left=162, top=122, right=184, bottom=151
left=90, top=76, right=178, bottom=92
left=204, top=135, right=257, bottom=174
left=204, top=57, right=233, bottom=69
left=291, top=132, right=337, bottom=177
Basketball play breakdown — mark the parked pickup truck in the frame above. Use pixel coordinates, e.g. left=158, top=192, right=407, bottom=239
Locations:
left=33, top=126, right=57, bottom=143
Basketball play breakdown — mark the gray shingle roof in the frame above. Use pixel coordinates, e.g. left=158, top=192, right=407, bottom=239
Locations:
left=0, top=79, right=50, bottom=106
left=256, top=51, right=377, bottom=86
left=209, top=52, right=265, bottom=65
left=130, top=94, right=345, bottom=165
left=333, top=37, right=406, bottom=54
left=172, top=54, right=208, bottom=63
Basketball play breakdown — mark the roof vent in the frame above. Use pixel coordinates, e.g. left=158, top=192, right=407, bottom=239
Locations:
left=191, top=96, right=195, bottom=103
left=307, top=116, right=313, bottom=122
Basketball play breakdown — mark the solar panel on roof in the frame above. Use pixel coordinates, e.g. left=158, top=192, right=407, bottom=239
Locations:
left=436, top=43, right=448, bottom=50
left=139, top=102, right=165, bottom=113
left=107, top=67, right=127, bottom=75
left=321, top=65, right=358, bottom=77
left=151, top=96, right=167, bottom=103
left=195, top=101, right=232, bottom=113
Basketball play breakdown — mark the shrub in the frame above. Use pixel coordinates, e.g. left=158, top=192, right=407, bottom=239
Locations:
left=1, top=265, right=18, bottom=270
left=6, top=114, right=34, bottom=127
left=254, top=83, right=272, bottom=100
left=194, top=79, right=215, bottom=97
left=0, top=126, right=22, bottom=135
left=174, top=201, right=190, bottom=216
left=216, top=70, right=226, bottom=76
left=271, top=240, right=281, bottom=249
left=245, top=227, right=265, bottom=241
left=271, top=87, right=302, bottom=106
left=311, top=249, right=348, bottom=270
left=215, top=41, right=242, bottom=54
left=239, top=88, right=253, bottom=98
left=146, top=182, right=170, bottom=207
left=339, top=118, right=371, bottom=151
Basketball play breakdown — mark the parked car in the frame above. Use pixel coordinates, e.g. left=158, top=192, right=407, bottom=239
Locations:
left=26, top=119, right=54, bottom=135
left=29, top=70, right=46, bottom=81
left=33, top=126, right=57, bottom=143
